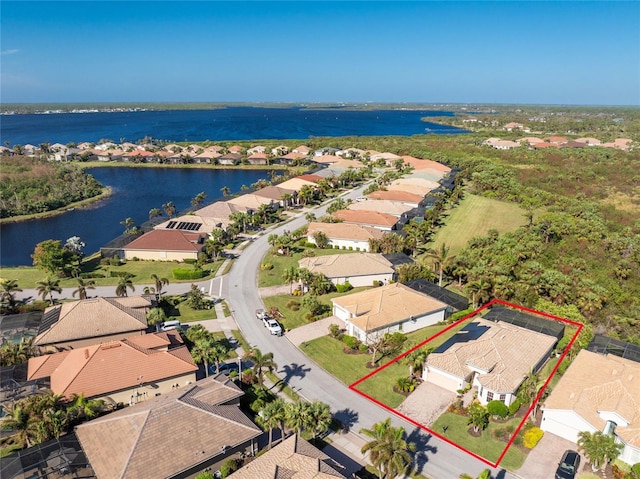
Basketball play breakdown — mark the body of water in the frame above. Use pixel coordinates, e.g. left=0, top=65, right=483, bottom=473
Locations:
left=1, top=167, right=271, bottom=266
left=0, top=106, right=464, bottom=145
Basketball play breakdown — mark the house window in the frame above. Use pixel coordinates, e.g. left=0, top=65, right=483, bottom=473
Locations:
left=486, top=391, right=494, bottom=401
left=499, top=394, right=506, bottom=402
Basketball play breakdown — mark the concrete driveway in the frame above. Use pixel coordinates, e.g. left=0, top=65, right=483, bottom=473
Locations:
left=515, top=432, right=584, bottom=479
left=285, top=316, right=345, bottom=346
left=396, top=380, right=456, bottom=429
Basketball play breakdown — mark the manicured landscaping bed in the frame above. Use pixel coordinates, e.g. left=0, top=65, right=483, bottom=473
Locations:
left=431, top=412, right=527, bottom=470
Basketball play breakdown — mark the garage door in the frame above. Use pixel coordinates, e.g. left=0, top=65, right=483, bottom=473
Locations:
left=426, top=369, right=460, bottom=392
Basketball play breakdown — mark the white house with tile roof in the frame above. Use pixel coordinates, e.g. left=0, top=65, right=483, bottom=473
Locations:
left=298, top=253, right=396, bottom=288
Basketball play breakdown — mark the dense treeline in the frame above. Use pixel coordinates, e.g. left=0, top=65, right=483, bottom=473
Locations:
left=0, top=156, right=104, bottom=218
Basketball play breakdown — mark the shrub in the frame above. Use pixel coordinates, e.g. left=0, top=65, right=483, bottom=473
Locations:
left=341, top=335, right=360, bottom=350
left=487, top=400, right=509, bottom=419
left=110, top=271, right=133, bottom=278
left=348, top=246, right=353, bottom=250
left=523, top=427, right=544, bottom=449
left=372, top=280, right=382, bottom=287
left=302, top=249, right=316, bottom=257
left=172, top=268, right=204, bottom=280
left=286, top=300, right=301, bottom=311
left=629, top=463, right=640, bottom=479
left=260, top=262, right=274, bottom=271
left=195, top=472, right=214, bottom=479
left=80, top=272, right=105, bottom=279
left=508, top=398, right=522, bottom=416
left=220, top=458, right=240, bottom=478
left=358, top=343, right=369, bottom=353
left=328, top=323, right=341, bottom=338
left=557, top=360, right=570, bottom=375
left=183, top=258, right=197, bottom=265
left=131, top=256, right=139, bottom=261
left=335, top=282, right=353, bottom=293
left=109, top=258, right=122, bottom=266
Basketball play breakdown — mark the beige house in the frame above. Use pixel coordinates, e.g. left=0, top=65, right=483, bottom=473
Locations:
left=307, top=222, right=385, bottom=252
left=194, top=201, right=250, bottom=230
left=541, top=349, right=640, bottom=465
left=253, top=185, right=297, bottom=206
left=332, top=283, right=449, bottom=343
left=332, top=209, right=398, bottom=231
left=299, top=253, right=396, bottom=287
left=347, top=199, right=414, bottom=217
left=154, top=214, right=220, bottom=233
left=76, top=375, right=262, bottom=479
left=34, top=296, right=150, bottom=351
left=423, top=318, right=556, bottom=406
left=230, top=434, right=348, bottom=478
left=226, top=193, right=276, bottom=210
left=366, top=190, right=425, bottom=207
left=27, top=330, right=197, bottom=403
left=123, top=229, right=206, bottom=261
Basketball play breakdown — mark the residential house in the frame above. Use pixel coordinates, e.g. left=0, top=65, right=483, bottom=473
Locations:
left=388, top=178, right=440, bottom=196
left=299, top=253, right=397, bottom=287
left=314, top=147, right=339, bottom=156
left=277, top=176, right=319, bottom=193
left=123, top=229, right=207, bottom=261
left=307, top=222, right=384, bottom=252
left=227, top=145, right=245, bottom=154
left=332, top=209, right=397, bottom=231
left=193, top=150, right=222, bottom=164
left=246, top=145, right=266, bottom=155
left=574, top=137, right=602, bottom=147
left=366, top=190, right=425, bottom=208
left=503, top=122, right=528, bottom=132
left=253, top=185, right=297, bottom=207
left=92, top=148, right=123, bottom=162
left=347, top=199, right=414, bottom=217
left=122, top=150, right=155, bottom=162
left=271, top=145, right=289, bottom=156
left=27, top=330, right=197, bottom=403
left=194, top=201, right=250, bottom=230
left=423, top=318, right=556, bottom=406
left=336, top=147, right=365, bottom=159
left=546, top=136, right=569, bottom=145
left=297, top=174, right=323, bottom=183
left=332, top=282, right=449, bottom=343
left=312, top=154, right=341, bottom=165
left=484, top=138, right=521, bottom=150
left=154, top=214, right=220, bottom=234
left=218, top=152, right=243, bottom=165
left=278, top=151, right=308, bottom=165
left=76, top=375, right=262, bottom=479
left=370, top=152, right=402, bottom=164
left=245, top=152, right=269, bottom=165
left=541, top=345, right=640, bottom=465
left=229, top=434, right=348, bottom=479
left=33, top=296, right=150, bottom=351
left=227, top=193, right=276, bottom=210
left=517, top=137, right=545, bottom=146
left=292, top=145, right=311, bottom=156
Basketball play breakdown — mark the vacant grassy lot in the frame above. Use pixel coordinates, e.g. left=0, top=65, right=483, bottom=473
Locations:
left=1, top=256, right=221, bottom=289
left=429, top=193, right=528, bottom=255
left=431, top=412, right=527, bottom=470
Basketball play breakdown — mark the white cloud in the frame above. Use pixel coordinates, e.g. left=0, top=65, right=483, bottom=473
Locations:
left=1, top=49, right=20, bottom=56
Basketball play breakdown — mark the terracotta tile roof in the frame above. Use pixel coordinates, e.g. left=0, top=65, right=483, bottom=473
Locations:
left=546, top=136, right=568, bottom=144
left=387, top=183, right=435, bottom=196
left=195, top=201, right=249, bottom=219
left=34, top=297, right=149, bottom=346
left=313, top=154, right=341, bottom=164
left=400, top=155, right=451, bottom=172
left=366, top=190, right=424, bottom=204
left=293, top=145, right=311, bottom=154
left=277, top=178, right=318, bottom=191
left=426, top=318, right=556, bottom=394
left=297, top=174, right=323, bottom=183
left=254, top=185, right=297, bottom=201
left=544, top=349, right=640, bottom=447
left=332, top=209, right=398, bottom=228
left=27, top=336, right=197, bottom=399
left=126, top=329, right=183, bottom=350
left=227, top=194, right=275, bottom=209
left=347, top=200, right=413, bottom=217
left=299, top=253, right=394, bottom=279
left=332, top=283, right=448, bottom=332
left=228, top=145, right=245, bottom=153
left=307, top=222, right=385, bottom=242
left=124, top=229, right=206, bottom=253
left=281, top=151, right=307, bottom=160
left=76, top=376, right=261, bottom=479
left=518, top=137, right=545, bottom=144
left=230, top=434, right=347, bottom=479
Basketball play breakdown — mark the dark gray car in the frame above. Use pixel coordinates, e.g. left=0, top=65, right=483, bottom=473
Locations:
left=555, top=450, right=580, bottom=479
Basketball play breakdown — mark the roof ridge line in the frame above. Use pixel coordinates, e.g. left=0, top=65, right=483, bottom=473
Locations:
left=118, top=409, right=152, bottom=479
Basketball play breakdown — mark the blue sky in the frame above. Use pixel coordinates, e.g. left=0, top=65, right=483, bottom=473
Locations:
left=1, top=1, right=639, bottom=105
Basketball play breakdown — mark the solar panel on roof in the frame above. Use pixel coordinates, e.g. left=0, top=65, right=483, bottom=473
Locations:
left=176, top=222, right=202, bottom=231
left=166, top=221, right=177, bottom=229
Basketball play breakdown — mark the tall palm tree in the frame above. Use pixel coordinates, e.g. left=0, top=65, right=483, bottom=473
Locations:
left=72, top=277, right=95, bottom=300
left=0, top=279, right=22, bottom=311
left=209, top=342, right=231, bottom=375
left=115, top=274, right=135, bottom=297
left=309, top=400, right=332, bottom=440
left=244, top=348, right=277, bottom=388
left=146, top=307, right=167, bottom=332
left=150, top=273, right=169, bottom=296
left=148, top=207, right=163, bottom=220
left=285, top=401, right=312, bottom=436
left=360, top=418, right=416, bottom=479
left=466, top=278, right=492, bottom=308
left=220, top=186, right=231, bottom=197
left=258, top=401, right=283, bottom=449
left=282, top=266, right=299, bottom=295
left=191, top=337, right=217, bottom=377
left=2, top=402, right=40, bottom=448
left=403, top=348, right=428, bottom=378
left=162, top=201, right=176, bottom=218
left=36, top=277, right=62, bottom=305
left=425, top=243, right=454, bottom=287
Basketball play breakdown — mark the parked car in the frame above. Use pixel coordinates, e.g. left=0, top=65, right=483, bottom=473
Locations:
left=256, top=309, right=268, bottom=320
left=210, top=361, right=240, bottom=376
left=263, top=317, right=283, bottom=336
left=555, top=450, right=580, bottom=479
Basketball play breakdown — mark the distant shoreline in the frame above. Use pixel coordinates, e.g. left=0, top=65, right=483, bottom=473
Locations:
left=0, top=187, right=113, bottom=225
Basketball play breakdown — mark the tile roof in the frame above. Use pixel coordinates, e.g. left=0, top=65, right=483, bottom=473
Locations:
left=307, top=222, right=385, bottom=242
left=299, top=253, right=394, bottom=279
left=332, top=282, right=448, bottom=332
left=347, top=200, right=414, bottom=217
left=34, top=297, right=149, bottom=346
left=544, top=349, right=640, bottom=448
left=331, top=209, right=398, bottom=228
left=400, top=156, right=451, bottom=172
left=312, top=154, right=341, bottom=164
left=296, top=174, right=323, bottom=183
left=254, top=185, right=297, bottom=201
left=28, top=335, right=197, bottom=399
left=194, top=201, right=249, bottom=219
left=229, top=434, right=347, bottom=479
left=277, top=177, right=319, bottom=191
left=426, top=318, right=556, bottom=394
left=76, top=375, right=260, bottom=479
left=366, top=190, right=425, bottom=204
left=124, top=229, right=206, bottom=252
left=227, top=194, right=275, bottom=209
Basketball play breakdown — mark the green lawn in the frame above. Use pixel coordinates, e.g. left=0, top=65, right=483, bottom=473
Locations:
left=263, top=287, right=370, bottom=330
left=429, top=193, right=528, bottom=255
left=1, top=256, right=222, bottom=289
left=301, top=317, right=473, bottom=408
left=431, top=412, right=527, bottom=470
left=258, top=246, right=363, bottom=288
left=172, top=301, right=217, bottom=322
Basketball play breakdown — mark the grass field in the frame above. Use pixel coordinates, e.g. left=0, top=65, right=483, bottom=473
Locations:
left=429, top=193, right=528, bottom=255
left=431, top=412, right=527, bottom=470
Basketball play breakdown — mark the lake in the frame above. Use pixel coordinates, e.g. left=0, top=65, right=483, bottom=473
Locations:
left=0, top=167, right=271, bottom=266
left=0, top=106, right=465, bottom=145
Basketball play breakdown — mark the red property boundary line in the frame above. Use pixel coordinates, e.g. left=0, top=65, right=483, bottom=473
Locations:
left=349, top=298, right=584, bottom=468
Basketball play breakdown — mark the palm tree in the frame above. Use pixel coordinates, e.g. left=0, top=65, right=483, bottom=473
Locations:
left=578, top=431, right=624, bottom=472
left=120, top=217, right=136, bottom=235
left=258, top=401, right=283, bottom=449
left=149, top=207, right=163, bottom=220
left=360, top=418, right=416, bottom=479
left=72, top=277, right=95, bottom=300
left=282, top=266, right=299, bottom=295
left=209, top=342, right=231, bottom=374
left=67, top=393, right=103, bottom=424
left=150, top=273, right=169, bottom=296
left=309, top=400, right=332, bottom=440
left=220, top=186, right=231, bottom=197
left=403, top=348, right=428, bottom=378
left=0, top=279, right=22, bottom=311
left=191, top=191, right=207, bottom=208
left=191, top=337, right=217, bottom=377
left=466, top=278, right=492, bottom=308
left=36, top=277, right=62, bottom=305
left=285, top=401, right=312, bottom=436
left=244, top=348, right=277, bottom=388
left=162, top=201, right=176, bottom=218
left=115, top=274, right=135, bottom=297
left=146, top=307, right=167, bottom=332
left=305, top=212, right=316, bottom=223
left=2, top=402, right=40, bottom=448
left=425, top=243, right=454, bottom=287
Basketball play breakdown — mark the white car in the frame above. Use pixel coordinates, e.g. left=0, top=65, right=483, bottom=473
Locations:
left=263, top=317, right=283, bottom=336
